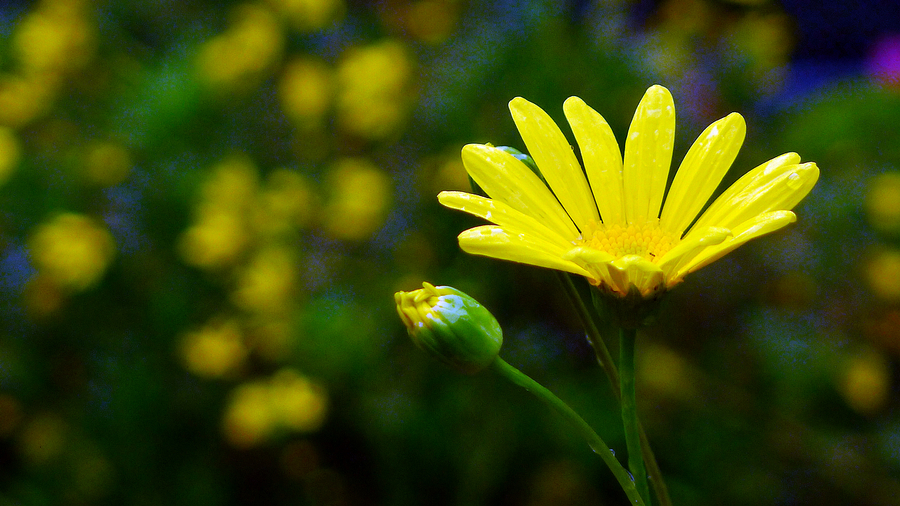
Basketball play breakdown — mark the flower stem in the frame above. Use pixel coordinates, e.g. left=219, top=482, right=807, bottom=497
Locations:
left=490, top=357, right=645, bottom=506
left=557, top=273, right=672, bottom=506
left=620, top=327, right=650, bottom=505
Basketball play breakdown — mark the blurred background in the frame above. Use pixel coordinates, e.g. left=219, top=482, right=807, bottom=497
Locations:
left=1, top=0, right=900, bottom=504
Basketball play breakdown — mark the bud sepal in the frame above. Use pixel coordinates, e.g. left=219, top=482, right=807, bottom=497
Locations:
left=395, top=282, right=503, bottom=374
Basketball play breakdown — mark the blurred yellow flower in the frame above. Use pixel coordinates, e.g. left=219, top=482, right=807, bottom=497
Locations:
left=866, top=171, right=900, bottom=233
left=322, top=158, right=391, bottom=240
left=278, top=57, right=334, bottom=128
left=865, top=248, right=900, bottom=301
left=180, top=155, right=260, bottom=269
left=440, top=85, right=819, bottom=299
left=255, top=168, right=316, bottom=237
left=18, top=413, right=67, bottom=465
left=196, top=3, right=284, bottom=93
left=232, top=246, right=298, bottom=315
left=179, top=204, right=251, bottom=269
left=727, top=12, right=794, bottom=76
left=83, top=141, right=131, bottom=187
left=222, top=381, right=274, bottom=448
left=201, top=154, right=260, bottom=208
left=268, top=369, right=328, bottom=432
left=265, top=0, right=345, bottom=31
left=430, top=154, right=471, bottom=194
left=838, top=348, right=890, bottom=416
left=403, top=0, right=460, bottom=44
left=29, top=213, right=115, bottom=291
left=336, top=40, right=414, bottom=139
left=180, top=319, right=248, bottom=378
left=0, top=73, right=58, bottom=127
left=0, top=127, right=21, bottom=186
left=12, top=0, right=95, bottom=75
left=638, top=342, right=697, bottom=401
left=222, top=369, right=328, bottom=447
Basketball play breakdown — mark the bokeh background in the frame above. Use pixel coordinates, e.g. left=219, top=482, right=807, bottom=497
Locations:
left=1, top=0, right=900, bottom=504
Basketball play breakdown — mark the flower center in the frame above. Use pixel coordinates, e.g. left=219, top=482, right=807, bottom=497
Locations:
left=580, top=220, right=678, bottom=261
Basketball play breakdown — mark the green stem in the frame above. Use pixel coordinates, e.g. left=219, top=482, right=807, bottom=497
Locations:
left=490, top=357, right=645, bottom=506
left=620, top=328, right=650, bottom=505
left=557, top=273, right=672, bottom=506
left=557, top=273, right=619, bottom=389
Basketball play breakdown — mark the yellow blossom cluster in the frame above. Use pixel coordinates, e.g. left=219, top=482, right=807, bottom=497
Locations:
left=82, top=141, right=132, bottom=187
left=643, top=0, right=794, bottom=92
left=180, top=319, right=248, bottom=379
left=196, top=3, right=285, bottom=94
left=837, top=348, right=890, bottom=416
left=276, top=38, right=416, bottom=142
left=28, top=213, right=116, bottom=293
left=0, top=0, right=95, bottom=127
left=179, top=155, right=315, bottom=365
left=866, top=171, right=900, bottom=234
left=178, top=151, right=391, bottom=372
left=322, top=158, right=392, bottom=240
left=0, top=127, right=22, bottom=186
left=264, top=0, right=345, bottom=32
left=334, top=40, right=416, bottom=140
left=279, top=58, right=334, bottom=130
left=222, top=369, right=328, bottom=448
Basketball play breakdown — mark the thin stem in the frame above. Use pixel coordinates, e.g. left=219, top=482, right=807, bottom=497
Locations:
left=490, top=357, right=645, bottom=506
left=557, top=273, right=672, bottom=506
left=557, top=273, right=619, bottom=389
left=620, top=328, right=650, bottom=505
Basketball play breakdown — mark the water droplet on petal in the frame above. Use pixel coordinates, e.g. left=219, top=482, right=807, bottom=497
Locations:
left=786, top=172, right=803, bottom=190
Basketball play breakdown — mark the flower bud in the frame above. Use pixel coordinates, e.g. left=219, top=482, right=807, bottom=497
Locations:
left=395, top=282, right=503, bottom=374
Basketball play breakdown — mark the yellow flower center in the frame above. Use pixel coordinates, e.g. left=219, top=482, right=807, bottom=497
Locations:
left=581, top=220, right=678, bottom=261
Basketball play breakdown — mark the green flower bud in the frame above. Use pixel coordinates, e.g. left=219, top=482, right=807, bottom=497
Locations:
left=394, top=282, right=503, bottom=374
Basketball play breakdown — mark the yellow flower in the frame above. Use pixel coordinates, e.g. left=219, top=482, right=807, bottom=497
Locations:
left=29, top=213, right=115, bottom=291
left=440, top=85, right=819, bottom=299
left=322, top=157, right=390, bottom=240
left=180, top=319, right=247, bottom=378
left=335, top=40, right=414, bottom=139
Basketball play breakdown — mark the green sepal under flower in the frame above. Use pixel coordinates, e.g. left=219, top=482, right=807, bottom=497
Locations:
left=395, top=282, right=503, bottom=374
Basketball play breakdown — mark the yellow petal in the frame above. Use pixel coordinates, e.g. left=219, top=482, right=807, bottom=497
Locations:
left=656, top=226, right=732, bottom=279
left=509, top=97, right=599, bottom=231
left=675, top=210, right=796, bottom=279
left=623, top=85, right=675, bottom=224
left=660, top=113, right=746, bottom=235
left=438, top=191, right=574, bottom=248
left=689, top=161, right=818, bottom=235
left=461, top=144, right=580, bottom=238
left=608, top=255, right=666, bottom=296
left=562, top=246, right=617, bottom=287
left=563, top=96, right=626, bottom=226
left=458, top=225, right=592, bottom=278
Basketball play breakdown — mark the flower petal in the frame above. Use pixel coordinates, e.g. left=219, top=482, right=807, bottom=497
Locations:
left=656, top=226, right=732, bottom=279
left=461, top=144, right=580, bottom=238
left=457, top=225, right=592, bottom=278
left=562, top=246, right=618, bottom=288
left=438, top=191, right=574, bottom=247
left=509, top=97, right=599, bottom=231
left=660, top=113, right=746, bottom=236
left=675, top=210, right=797, bottom=279
left=608, top=255, right=665, bottom=296
left=688, top=160, right=818, bottom=235
left=563, top=96, right=626, bottom=226
left=623, top=85, right=675, bottom=224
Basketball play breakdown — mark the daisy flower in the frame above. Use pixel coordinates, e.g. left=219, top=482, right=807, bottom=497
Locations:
left=438, top=85, right=818, bottom=299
